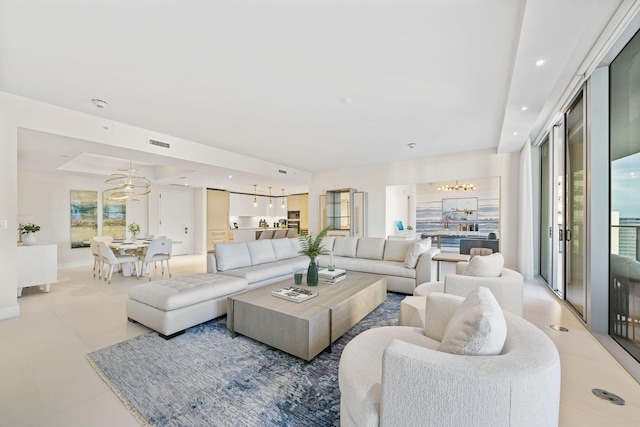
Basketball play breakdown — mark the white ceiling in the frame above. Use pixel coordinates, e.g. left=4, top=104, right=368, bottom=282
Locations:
left=0, top=0, right=632, bottom=193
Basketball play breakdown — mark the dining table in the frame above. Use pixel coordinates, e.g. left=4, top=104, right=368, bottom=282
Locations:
left=108, top=240, right=151, bottom=277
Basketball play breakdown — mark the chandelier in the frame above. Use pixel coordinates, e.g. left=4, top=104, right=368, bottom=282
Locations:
left=438, top=180, right=476, bottom=191
left=104, top=160, right=151, bottom=202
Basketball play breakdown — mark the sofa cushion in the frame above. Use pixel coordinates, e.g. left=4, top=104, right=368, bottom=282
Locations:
left=404, top=238, right=432, bottom=268
left=271, top=238, right=296, bottom=260
left=219, top=257, right=308, bottom=284
left=290, top=237, right=302, bottom=254
left=321, top=237, right=335, bottom=252
left=246, top=240, right=277, bottom=265
left=463, top=252, right=504, bottom=277
left=383, top=240, right=414, bottom=262
left=128, top=274, right=247, bottom=311
left=333, top=237, right=358, bottom=257
left=215, top=242, right=252, bottom=271
left=356, top=237, right=386, bottom=260
left=323, top=257, right=417, bottom=279
left=438, top=286, right=507, bottom=356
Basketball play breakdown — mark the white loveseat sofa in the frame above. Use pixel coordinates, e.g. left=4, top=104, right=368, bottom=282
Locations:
left=207, top=236, right=440, bottom=294
left=339, top=290, right=561, bottom=427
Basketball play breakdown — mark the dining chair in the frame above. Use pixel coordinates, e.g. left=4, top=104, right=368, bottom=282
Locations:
left=98, top=241, right=139, bottom=284
left=272, top=229, right=288, bottom=238
left=286, top=229, right=298, bottom=238
left=90, top=239, right=103, bottom=278
left=139, top=239, right=172, bottom=281
left=258, top=230, right=273, bottom=239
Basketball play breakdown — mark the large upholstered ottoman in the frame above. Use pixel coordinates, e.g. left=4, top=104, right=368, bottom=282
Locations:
left=127, top=273, right=248, bottom=339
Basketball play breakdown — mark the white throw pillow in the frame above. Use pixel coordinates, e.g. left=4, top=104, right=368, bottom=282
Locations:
left=404, top=238, right=431, bottom=268
left=463, top=252, right=504, bottom=277
left=437, top=286, right=507, bottom=355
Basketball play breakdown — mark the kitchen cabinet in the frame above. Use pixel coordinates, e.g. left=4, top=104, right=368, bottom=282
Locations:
left=287, top=193, right=309, bottom=233
left=207, top=189, right=231, bottom=251
left=230, top=193, right=286, bottom=217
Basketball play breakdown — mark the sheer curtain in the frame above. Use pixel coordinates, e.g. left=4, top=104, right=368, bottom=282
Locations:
left=518, top=140, right=534, bottom=280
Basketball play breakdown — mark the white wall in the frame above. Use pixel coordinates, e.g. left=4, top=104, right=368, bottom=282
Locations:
left=385, top=184, right=415, bottom=236
left=18, top=170, right=152, bottom=268
left=309, top=149, right=521, bottom=268
left=1, top=91, right=309, bottom=320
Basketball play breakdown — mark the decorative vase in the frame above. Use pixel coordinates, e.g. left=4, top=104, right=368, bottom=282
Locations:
left=23, top=233, right=36, bottom=245
left=307, top=258, right=318, bottom=286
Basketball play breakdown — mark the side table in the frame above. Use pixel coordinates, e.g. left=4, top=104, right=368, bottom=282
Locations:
left=432, top=253, right=470, bottom=280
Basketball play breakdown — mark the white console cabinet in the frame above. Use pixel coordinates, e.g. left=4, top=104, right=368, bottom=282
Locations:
left=17, top=243, right=57, bottom=297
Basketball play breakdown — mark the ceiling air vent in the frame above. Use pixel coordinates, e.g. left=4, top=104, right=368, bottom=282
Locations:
left=278, top=169, right=287, bottom=174
left=149, top=139, right=170, bottom=149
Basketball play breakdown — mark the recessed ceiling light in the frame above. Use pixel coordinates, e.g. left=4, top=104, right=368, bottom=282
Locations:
left=228, top=175, right=232, bottom=179
left=535, top=59, right=546, bottom=67
left=521, top=106, right=528, bottom=111
left=340, top=98, right=352, bottom=104
left=513, top=132, right=518, bottom=136
left=91, top=98, right=108, bottom=108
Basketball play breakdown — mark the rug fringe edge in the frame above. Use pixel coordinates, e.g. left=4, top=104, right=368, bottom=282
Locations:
left=86, top=354, right=152, bottom=427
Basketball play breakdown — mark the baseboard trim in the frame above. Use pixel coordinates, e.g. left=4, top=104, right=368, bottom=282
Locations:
left=0, top=304, right=20, bottom=320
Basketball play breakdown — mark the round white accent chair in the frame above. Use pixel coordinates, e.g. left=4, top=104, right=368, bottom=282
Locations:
left=339, top=291, right=560, bottom=427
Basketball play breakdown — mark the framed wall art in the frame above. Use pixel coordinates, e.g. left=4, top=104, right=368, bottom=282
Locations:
left=70, top=190, right=98, bottom=248
left=442, top=197, right=478, bottom=221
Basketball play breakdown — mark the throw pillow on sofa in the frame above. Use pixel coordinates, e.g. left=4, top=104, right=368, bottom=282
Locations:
left=404, top=238, right=432, bottom=268
left=462, top=252, right=504, bottom=277
left=438, top=286, right=507, bottom=356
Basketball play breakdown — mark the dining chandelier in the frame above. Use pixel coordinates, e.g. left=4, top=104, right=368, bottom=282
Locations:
left=104, top=160, right=151, bottom=202
left=438, top=180, right=476, bottom=191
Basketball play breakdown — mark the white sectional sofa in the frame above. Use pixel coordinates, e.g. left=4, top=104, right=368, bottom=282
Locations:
left=208, top=236, right=440, bottom=294
left=127, top=236, right=440, bottom=338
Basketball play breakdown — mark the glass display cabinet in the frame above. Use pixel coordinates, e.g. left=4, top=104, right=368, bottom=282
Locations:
left=324, top=188, right=367, bottom=237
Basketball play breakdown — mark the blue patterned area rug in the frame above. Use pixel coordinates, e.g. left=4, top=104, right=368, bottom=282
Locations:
left=87, top=292, right=403, bottom=427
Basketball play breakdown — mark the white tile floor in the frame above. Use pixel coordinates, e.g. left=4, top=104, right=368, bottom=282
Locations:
left=1, top=255, right=640, bottom=426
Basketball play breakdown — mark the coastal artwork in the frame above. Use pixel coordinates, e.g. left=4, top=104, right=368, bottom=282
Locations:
left=103, top=195, right=126, bottom=239
left=70, top=190, right=98, bottom=248
left=414, top=176, right=500, bottom=251
left=442, top=197, right=478, bottom=221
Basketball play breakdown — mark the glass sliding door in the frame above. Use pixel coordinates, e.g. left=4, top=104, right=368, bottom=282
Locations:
left=564, top=90, right=587, bottom=318
left=539, top=123, right=565, bottom=295
left=610, top=28, right=640, bottom=362
left=540, top=136, right=551, bottom=284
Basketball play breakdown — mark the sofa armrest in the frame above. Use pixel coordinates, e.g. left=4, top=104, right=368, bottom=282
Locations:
left=207, top=254, right=218, bottom=273
left=415, top=247, right=440, bottom=284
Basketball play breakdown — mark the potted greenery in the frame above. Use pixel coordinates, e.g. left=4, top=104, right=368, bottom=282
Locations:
left=128, top=223, right=141, bottom=241
left=19, top=223, right=41, bottom=245
left=298, top=226, right=331, bottom=286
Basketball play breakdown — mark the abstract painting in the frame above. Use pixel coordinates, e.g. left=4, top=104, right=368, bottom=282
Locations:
left=70, top=190, right=97, bottom=248
left=103, top=194, right=126, bottom=239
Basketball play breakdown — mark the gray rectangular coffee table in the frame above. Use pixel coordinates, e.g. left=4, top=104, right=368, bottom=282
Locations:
left=227, top=271, right=387, bottom=361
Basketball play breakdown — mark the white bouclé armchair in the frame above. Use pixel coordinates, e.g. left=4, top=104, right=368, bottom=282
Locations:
left=339, top=291, right=561, bottom=427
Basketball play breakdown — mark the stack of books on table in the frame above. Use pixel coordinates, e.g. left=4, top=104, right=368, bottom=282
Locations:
left=272, top=287, right=318, bottom=303
left=318, top=268, right=346, bottom=284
